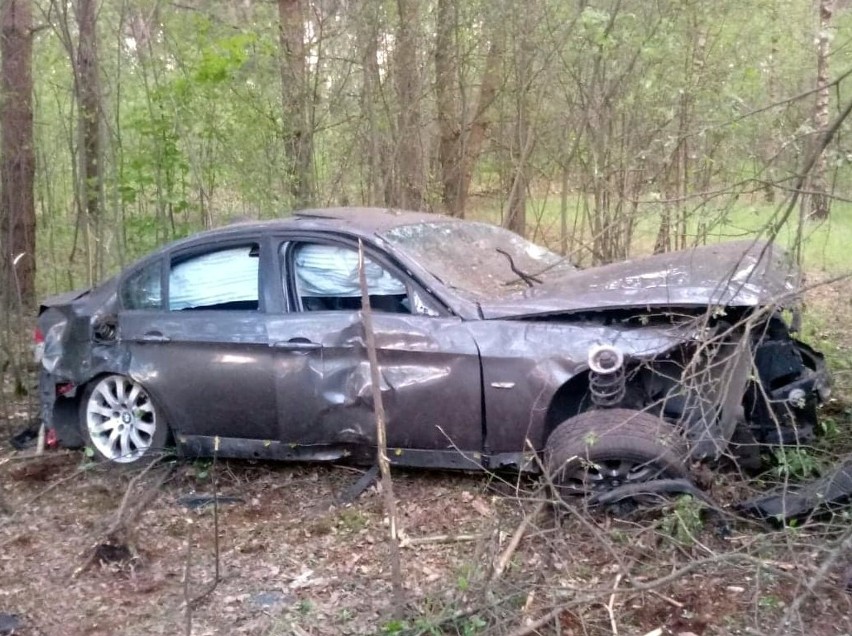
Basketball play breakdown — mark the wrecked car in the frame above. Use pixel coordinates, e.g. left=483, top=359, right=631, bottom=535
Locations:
left=34, top=207, right=830, bottom=495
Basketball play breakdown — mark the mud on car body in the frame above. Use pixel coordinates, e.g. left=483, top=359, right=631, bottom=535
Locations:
left=35, top=208, right=830, bottom=495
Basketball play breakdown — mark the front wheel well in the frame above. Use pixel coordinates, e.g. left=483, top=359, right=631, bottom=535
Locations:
left=544, top=372, right=593, bottom=440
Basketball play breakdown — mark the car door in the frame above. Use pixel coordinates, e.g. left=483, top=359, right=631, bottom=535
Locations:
left=117, top=239, right=278, bottom=440
left=266, top=237, right=483, bottom=458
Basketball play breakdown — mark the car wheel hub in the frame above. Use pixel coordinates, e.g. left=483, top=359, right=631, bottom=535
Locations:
left=561, top=459, right=657, bottom=495
left=85, top=375, right=157, bottom=463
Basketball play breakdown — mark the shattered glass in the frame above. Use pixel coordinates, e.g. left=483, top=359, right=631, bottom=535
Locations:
left=383, top=221, right=575, bottom=298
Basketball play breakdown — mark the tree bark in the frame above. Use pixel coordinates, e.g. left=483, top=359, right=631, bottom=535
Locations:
left=503, top=2, right=535, bottom=238
left=808, top=0, right=834, bottom=220
left=434, top=0, right=459, bottom=214
left=435, top=0, right=501, bottom=218
left=278, top=0, right=314, bottom=208
left=75, top=0, right=103, bottom=284
left=455, top=42, right=501, bottom=217
left=0, top=0, right=35, bottom=307
left=391, top=0, right=424, bottom=210
left=357, top=0, right=387, bottom=206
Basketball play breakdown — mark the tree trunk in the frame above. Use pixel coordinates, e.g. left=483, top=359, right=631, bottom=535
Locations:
left=0, top=0, right=35, bottom=307
left=503, top=2, right=535, bottom=238
left=435, top=0, right=501, bottom=218
left=455, top=42, right=501, bottom=218
left=75, top=0, right=103, bottom=284
left=762, top=1, right=780, bottom=203
left=357, top=0, right=386, bottom=206
left=391, top=0, right=424, bottom=210
left=278, top=0, right=314, bottom=208
left=808, top=0, right=834, bottom=220
left=434, top=0, right=460, bottom=214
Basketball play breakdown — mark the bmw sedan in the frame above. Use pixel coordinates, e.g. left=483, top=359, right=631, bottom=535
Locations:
left=35, top=208, right=829, bottom=494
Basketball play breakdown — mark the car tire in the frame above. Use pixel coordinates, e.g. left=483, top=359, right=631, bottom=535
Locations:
left=80, top=374, right=169, bottom=464
left=545, top=408, right=688, bottom=497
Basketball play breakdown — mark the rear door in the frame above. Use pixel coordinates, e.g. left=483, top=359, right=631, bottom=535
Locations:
left=266, top=236, right=483, bottom=457
left=118, top=239, right=277, bottom=440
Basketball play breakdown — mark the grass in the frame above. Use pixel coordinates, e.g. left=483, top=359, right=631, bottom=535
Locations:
left=474, top=194, right=852, bottom=275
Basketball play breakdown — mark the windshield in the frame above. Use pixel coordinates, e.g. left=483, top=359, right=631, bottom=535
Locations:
left=382, top=221, right=575, bottom=299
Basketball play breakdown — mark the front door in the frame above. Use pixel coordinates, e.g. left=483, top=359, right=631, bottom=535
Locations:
left=269, top=239, right=482, bottom=456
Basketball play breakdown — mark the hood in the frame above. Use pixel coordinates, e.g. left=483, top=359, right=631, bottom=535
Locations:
left=479, top=240, right=799, bottom=320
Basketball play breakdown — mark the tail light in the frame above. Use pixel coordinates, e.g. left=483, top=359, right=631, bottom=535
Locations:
left=56, top=382, right=75, bottom=396
left=33, top=327, right=45, bottom=363
left=37, top=321, right=66, bottom=372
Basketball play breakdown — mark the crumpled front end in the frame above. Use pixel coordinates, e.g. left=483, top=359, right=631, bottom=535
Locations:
left=640, top=313, right=829, bottom=459
left=499, top=307, right=831, bottom=465
left=744, top=335, right=830, bottom=445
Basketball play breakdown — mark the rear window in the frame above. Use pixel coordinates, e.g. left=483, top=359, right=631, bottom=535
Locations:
left=169, top=245, right=260, bottom=311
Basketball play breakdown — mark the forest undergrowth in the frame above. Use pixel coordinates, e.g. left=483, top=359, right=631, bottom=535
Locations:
left=0, top=275, right=850, bottom=636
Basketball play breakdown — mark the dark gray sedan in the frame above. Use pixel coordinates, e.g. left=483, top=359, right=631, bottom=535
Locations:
left=35, top=208, right=829, bottom=494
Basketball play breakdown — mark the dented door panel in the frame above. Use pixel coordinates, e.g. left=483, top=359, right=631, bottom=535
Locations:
left=267, top=312, right=482, bottom=452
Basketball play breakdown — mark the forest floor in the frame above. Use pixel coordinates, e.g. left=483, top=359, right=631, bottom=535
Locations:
left=0, top=279, right=851, bottom=636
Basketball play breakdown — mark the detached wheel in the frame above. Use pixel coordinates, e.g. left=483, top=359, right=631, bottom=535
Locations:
left=545, top=408, right=688, bottom=497
left=81, top=374, right=167, bottom=464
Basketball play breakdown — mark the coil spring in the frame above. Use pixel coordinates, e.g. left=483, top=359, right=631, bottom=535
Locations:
left=589, top=366, right=626, bottom=407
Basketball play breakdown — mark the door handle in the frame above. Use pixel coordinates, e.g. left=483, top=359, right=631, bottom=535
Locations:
left=273, top=338, right=321, bottom=350
left=141, top=331, right=171, bottom=343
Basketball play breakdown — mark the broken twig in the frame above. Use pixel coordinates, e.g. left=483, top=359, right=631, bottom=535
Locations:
left=491, top=499, right=546, bottom=581
left=358, top=240, right=404, bottom=616
left=400, top=533, right=482, bottom=548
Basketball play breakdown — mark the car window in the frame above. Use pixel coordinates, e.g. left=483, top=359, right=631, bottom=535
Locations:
left=288, top=243, right=413, bottom=314
left=121, top=260, right=163, bottom=310
left=169, top=244, right=260, bottom=311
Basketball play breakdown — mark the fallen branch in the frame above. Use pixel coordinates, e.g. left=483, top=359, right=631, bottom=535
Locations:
left=400, top=533, right=482, bottom=548
left=72, top=457, right=174, bottom=579
left=183, top=443, right=223, bottom=636
left=606, top=573, right=623, bottom=636
left=491, top=499, right=546, bottom=581
left=0, top=489, right=10, bottom=516
left=187, top=440, right=222, bottom=608
left=183, top=517, right=193, bottom=636
left=505, top=606, right=564, bottom=636
left=3, top=448, right=77, bottom=462
left=771, top=524, right=852, bottom=636
left=1, top=461, right=94, bottom=528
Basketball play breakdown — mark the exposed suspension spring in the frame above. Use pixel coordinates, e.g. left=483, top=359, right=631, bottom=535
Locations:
left=590, top=366, right=626, bottom=407
left=588, top=344, right=626, bottom=407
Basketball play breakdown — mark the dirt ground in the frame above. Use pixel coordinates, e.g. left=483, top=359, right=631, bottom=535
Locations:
left=1, top=451, right=850, bottom=636
left=1, top=278, right=851, bottom=636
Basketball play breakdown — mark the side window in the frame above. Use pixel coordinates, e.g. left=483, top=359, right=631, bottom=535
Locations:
left=121, top=260, right=162, bottom=310
left=169, top=244, right=260, bottom=311
left=289, top=243, right=411, bottom=314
